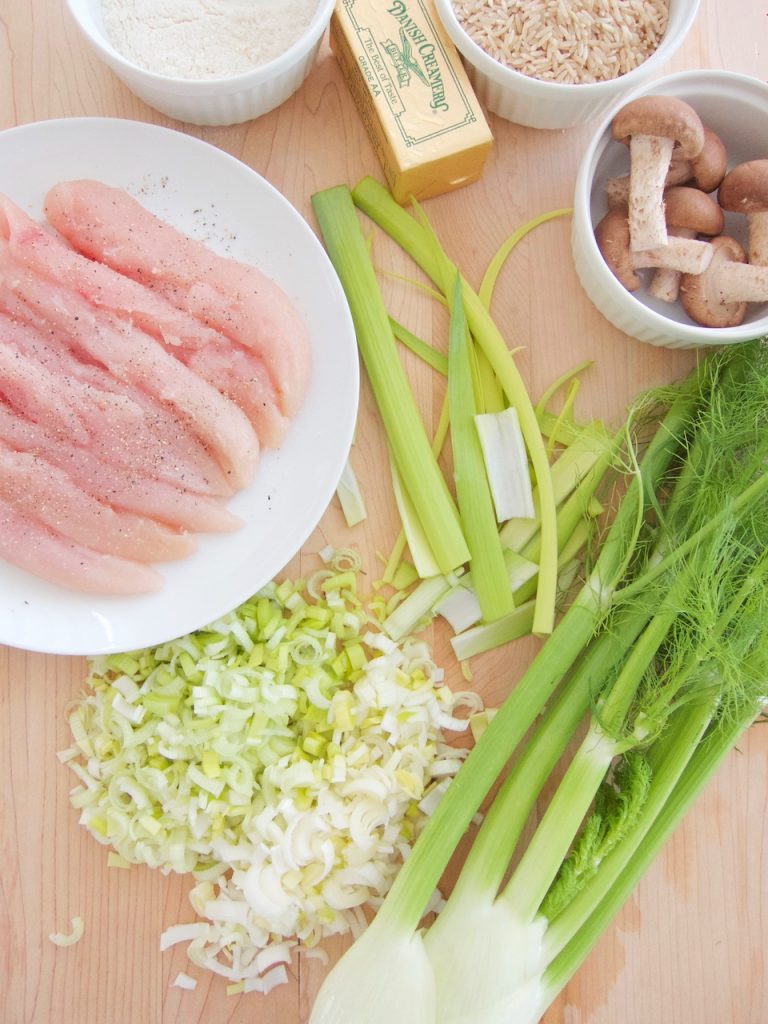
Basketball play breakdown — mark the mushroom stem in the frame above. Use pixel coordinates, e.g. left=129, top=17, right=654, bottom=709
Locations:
left=627, top=134, right=675, bottom=251
left=680, top=236, right=763, bottom=328
left=647, top=228, right=694, bottom=302
left=632, top=236, right=712, bottom=275
left=714, top=260, right=768, bottom=301
left=746, top=210, right=768, bottom=266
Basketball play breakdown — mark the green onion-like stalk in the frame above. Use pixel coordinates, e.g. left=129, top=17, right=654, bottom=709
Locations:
left=447, top=275, right=514, bottom=622
left=352, top=177, right=559, bottom=636
left=312, top=186, right=469, bottom=575
left=426, top=343, right=768, bottom=1023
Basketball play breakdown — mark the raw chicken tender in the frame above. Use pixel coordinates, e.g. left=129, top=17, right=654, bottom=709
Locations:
left=0, top=441, right=196, bottom=563
left=0, top=313, right=231, bottom=497
left=0, top=401, right=241, bottom=536
left=45, top=180, right=311, bottom=418
left=0, top=496, right=163, bottom=595
left=0, top=251, right=260, bottom=490
left=0, top=196, right=291, bottom=447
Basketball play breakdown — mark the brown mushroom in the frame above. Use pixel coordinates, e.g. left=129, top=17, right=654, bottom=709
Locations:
left=606, top=127, right=728, bottom=209
left=718, top=160, right=768, bottom=266
left=595, top=208, right=713, bottom=293
left=648, top=187, right=725, bottom=302
left=612, top=96, right=705, bottom=252
left=666, top=127, right=728, bottom=192
left=680, top=235, right=768, bottom=327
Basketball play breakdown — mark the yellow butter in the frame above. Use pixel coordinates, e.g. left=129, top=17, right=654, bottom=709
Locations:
left=331, top=0, right=493, bottom=203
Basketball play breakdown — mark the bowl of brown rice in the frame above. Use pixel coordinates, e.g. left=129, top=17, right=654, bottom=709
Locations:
left=433, top=0, right=700, bottom=130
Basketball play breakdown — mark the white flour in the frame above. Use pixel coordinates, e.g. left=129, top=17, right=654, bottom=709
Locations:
left=101, top=0, right=320, bottom=79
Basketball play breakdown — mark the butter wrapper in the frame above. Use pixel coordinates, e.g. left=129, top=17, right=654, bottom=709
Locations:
left=331, top=0, right=493, bottom=203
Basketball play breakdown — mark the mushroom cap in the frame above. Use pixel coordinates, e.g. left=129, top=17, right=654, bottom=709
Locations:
left=718, top=160, right=768, bottom=214
left=663, top=186, right=724, bottom=236
left=667, top=127, right=728, bottom=192
left=594, top=209, right=640, bottom=291
left=612, top=96, right=705, bottom=159
left=679, top=235, right=748, bottom=328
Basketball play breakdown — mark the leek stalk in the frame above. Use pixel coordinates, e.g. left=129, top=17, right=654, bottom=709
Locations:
left=312, top=186, right=469, bottom=575
left=389, top=316, right=448, bottom=376
left=447, top=276, right=514, bottom=623
left=352, top=177, right=559, bottom=636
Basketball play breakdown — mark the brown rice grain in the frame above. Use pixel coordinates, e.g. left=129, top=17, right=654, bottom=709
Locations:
left=452, top=0, right=669, bottom=83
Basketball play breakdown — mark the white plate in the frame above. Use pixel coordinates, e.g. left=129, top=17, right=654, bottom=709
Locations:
left=0, top=118, right=358, bottom=656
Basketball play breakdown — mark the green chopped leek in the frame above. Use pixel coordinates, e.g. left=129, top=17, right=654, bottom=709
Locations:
left=450, top=602, right=535, bottom=661
left=390, top=317, right=448, bottom=376
left=390, top=453, right=441, bottom=578
left=382, top=574, right=458, bottom=641
left=478, top=208, right=572, bottom=310
left=65, top=553, right=478, bottom=993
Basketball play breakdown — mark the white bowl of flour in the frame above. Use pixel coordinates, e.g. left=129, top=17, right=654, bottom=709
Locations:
left=66, top=0, right=335, bottom=125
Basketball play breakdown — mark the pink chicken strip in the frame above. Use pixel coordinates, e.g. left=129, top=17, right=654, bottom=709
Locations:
left=0, top=496, right=163, bottom=595
left=0, top=311, right=232, bottom=496
left=0, top=196, right=290, bottom=447
left=0, top=251, right=260, bottom=490
left=44, top=180, right=311, bottom=418
left=0, top=440, right=196, bottom=563
left=0, top=337, right=90, bottom=446
left=0, top=400, right=241, bottom=535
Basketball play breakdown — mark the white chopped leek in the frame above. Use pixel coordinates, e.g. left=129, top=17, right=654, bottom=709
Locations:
left=435, top=551, right=538, bottom=635
left=172, top=972, right=198, bottom=991
left=160, top=923, right=212, bottom=952
left=107, top=852, right=131, bottom=869
left=65, top=555, right=476, bottom=992
left=474, top=408, right=535, bottom=522
left=48, top=916, right=84, bottom=947
left=244, top=964, right=289, bottom=994
left=382, top=573, right=459, bottom=641
left=450, top=603, right=536, bottom=661
left=434, top=584, right=481, bottom=634
left=336, top=458, right=367, bottom=527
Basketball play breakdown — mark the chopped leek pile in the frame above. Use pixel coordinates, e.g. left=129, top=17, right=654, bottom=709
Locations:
left=312, top=181, right=591, bottom=653
left=309, top=342, right=768, bottom=1024
left=61, top=552, right=479, bottom=992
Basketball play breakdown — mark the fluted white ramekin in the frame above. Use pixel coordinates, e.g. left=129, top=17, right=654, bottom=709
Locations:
left=434, top=0, right=700, bottom=130
left=66, top=0, right=335, bottom=126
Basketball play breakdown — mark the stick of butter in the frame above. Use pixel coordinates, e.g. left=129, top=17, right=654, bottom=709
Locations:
left=331, top=0, right=493, bottom=203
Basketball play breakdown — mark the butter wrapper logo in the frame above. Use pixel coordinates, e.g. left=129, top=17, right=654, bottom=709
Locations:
left=382, top=18, right=447, bottom=113
left=382, top=28, right=430, bottom=91
left=342, top=0, right=478, bottom=148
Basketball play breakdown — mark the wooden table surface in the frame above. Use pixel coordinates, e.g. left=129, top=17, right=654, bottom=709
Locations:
left=1, top=2, right=767, bottom=1022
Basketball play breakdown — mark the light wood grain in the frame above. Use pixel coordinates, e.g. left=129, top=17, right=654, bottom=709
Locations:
left=0, top=2, right=766, bottom=1022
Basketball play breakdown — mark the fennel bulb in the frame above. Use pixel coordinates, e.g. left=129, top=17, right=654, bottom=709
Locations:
left=310, top=919, right=435, bottom=1024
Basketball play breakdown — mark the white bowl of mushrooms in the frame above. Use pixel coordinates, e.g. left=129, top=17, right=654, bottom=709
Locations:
left=572, top=69, right=768, bottom=347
